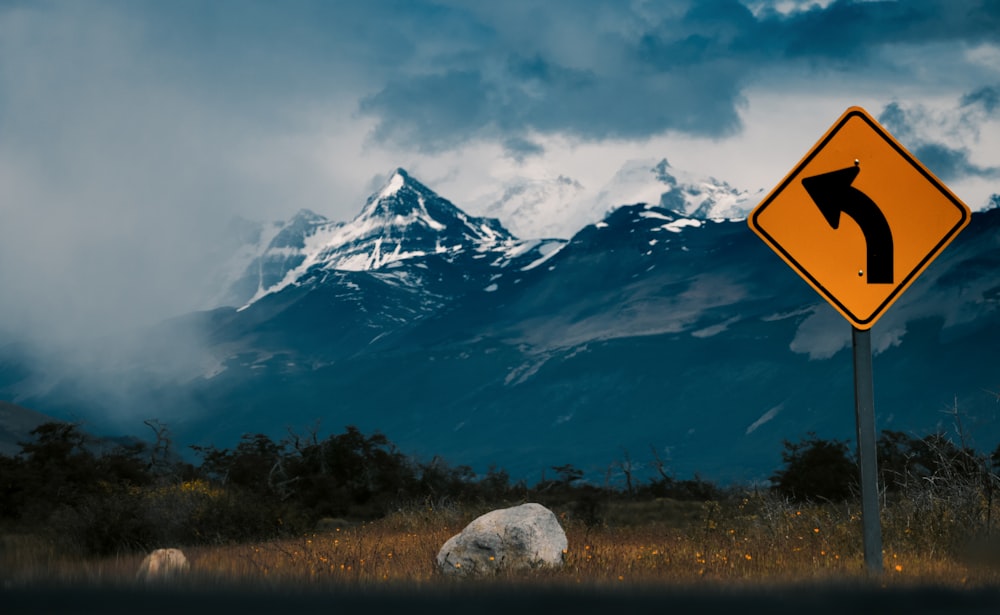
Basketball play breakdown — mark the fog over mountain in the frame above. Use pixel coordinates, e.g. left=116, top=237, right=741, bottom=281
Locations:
left=1, top=164, right=997, bottom=483
left=476, top=158, right=764, bottom=239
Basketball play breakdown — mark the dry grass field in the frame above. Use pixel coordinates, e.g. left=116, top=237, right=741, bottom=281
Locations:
left=5, top=496, right=1000, bottom=615
left=4, top=494, right=1000, bottom=592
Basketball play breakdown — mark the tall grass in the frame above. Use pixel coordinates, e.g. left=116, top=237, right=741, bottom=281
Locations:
left=4, top=492, right=999, bottom=591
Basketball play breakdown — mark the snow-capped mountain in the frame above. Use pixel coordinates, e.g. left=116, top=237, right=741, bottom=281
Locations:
left=223, top=168, right=564, bottom=309
left=476, top=158, right=765, bottom=240
left=177, top=168, right=569, bottom=370
left=219, top=159, right=762, bottom=307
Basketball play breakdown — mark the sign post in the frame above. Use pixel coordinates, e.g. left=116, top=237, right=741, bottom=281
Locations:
left=749, top=106, right=971, bottom=574
left=852, top=327, right=881, bottom=572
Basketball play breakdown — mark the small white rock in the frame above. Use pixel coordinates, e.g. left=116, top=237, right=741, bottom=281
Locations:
left=136, top=548, right=190, bottom=582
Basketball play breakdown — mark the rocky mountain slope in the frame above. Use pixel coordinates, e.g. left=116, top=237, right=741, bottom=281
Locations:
left=2, top=169, right=997, bottom=483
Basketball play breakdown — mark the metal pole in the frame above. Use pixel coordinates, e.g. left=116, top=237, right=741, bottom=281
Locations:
left=852, top=326, right=883, bottom=574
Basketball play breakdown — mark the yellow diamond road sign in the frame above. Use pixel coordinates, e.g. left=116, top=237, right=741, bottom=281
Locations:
left=748, top=106, right=971, bottom=330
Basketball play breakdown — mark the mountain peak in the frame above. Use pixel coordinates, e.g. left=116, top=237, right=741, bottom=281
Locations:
left=227, top=167, right=520, bottom=308
left=374, top=168, right=412, bottom=201
left=359, top=168, right=449, bottom=228
left=363, top=167, right=443, bottom=214
left=356, top=169, right=513, bottom=245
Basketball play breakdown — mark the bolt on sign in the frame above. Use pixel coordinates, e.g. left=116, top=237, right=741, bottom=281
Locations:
left=748, top=106, right=971, bottom=329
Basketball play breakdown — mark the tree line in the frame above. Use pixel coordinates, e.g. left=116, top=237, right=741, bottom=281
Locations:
left=1, top=420, right=998, bottom=556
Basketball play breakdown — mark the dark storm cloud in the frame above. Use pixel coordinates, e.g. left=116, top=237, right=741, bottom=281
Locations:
left=878, top=99, right=1000, bottom=182
left=961, top=86, right=1000, bottom=115
left=361, top=69, right=493, bottom=150
left=878, top=102, right=918, bottom=140
left=359, top=0, right=1000, bottom=150
left=757, top=0, right=997, bottom=60
left=911, top=142, right=1000, bottom=182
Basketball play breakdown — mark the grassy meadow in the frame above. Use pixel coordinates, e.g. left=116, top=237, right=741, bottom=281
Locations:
left=4, top=493, right=1000, bottom=592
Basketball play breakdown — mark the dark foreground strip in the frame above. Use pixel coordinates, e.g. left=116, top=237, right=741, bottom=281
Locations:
left=3, top=584, right=1000, bottom=615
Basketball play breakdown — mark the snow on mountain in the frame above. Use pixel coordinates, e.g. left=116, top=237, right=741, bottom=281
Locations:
left=605, top=158, right=764, bottom=221
left=475, top=158, right=764, bottom=240
left=224, top=168, right=563, bottom=309
left=479, top=202, right=743, bottom=351
left=321, top=167, right=515, bottom=271
left=219, top=160, right=761, bottom=309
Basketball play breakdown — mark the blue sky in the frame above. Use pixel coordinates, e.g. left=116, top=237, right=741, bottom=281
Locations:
left=0, top=0, right=998, bottom=337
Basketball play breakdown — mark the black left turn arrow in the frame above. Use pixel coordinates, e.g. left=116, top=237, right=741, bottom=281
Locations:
left=801, top=165, right=894, bottom=284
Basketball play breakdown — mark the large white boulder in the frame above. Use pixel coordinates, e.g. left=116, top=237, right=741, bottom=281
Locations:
left=136, top=548, right=190, bottom=582
left=436, top=503, right=567, bottom=576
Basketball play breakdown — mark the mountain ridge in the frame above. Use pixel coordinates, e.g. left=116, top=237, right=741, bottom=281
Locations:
left=1, top=169, right=997, bottom=484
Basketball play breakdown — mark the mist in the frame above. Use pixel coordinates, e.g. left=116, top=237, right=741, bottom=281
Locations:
left=0, top=3, right=347, bottom=345
left=0, top=4, right=294, bottom=431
